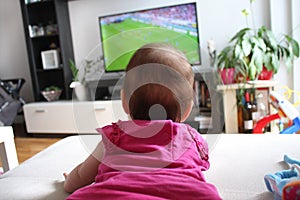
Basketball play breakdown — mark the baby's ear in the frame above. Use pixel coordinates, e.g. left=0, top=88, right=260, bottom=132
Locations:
left=181, top=100, right=193, bottom=122
left=121, top=89, right=130, bottom=114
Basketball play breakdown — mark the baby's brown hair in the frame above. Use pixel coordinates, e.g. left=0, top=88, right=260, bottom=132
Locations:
left=123, top=43, right=194, bottom=122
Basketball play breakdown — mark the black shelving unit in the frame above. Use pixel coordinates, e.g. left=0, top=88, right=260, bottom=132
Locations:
left=20, top=0, right=74, bottom=101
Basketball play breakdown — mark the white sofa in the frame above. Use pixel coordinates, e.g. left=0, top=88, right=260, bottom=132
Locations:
left=0, top=133, right=299, bottom=200
left=0, top=126, right=19, bottom=173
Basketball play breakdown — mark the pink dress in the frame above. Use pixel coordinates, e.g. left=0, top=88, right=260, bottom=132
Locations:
left=67, top=120, right=221, bottom=200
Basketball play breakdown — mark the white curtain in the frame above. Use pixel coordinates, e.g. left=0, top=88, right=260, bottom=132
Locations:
left=270, top=0, right=300, bottom=107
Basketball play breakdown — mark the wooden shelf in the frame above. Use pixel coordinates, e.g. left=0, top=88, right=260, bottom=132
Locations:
left=217, top=80, right=277, bottom=133
left=30, top=33, right=58, bottom=39
left=217, top=80, right=277, bottom=91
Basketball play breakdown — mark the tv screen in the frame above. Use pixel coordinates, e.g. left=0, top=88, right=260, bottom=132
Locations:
left=99, top=2, right=201, bottom=72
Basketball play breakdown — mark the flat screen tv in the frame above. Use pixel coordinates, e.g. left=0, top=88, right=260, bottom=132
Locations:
left=98, top=2, right=201, bottom=72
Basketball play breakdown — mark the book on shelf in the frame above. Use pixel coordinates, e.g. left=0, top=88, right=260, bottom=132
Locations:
left=195, top=81, right=211, bottom=114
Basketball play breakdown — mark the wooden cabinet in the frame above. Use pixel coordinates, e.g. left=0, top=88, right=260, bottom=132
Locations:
left=217, top=80, right=277, bottom=133
left=23, top=100, right=128, bottom=134
left=20, top=0, right=74, bottom=101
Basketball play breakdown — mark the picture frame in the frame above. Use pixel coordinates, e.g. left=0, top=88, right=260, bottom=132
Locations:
left=41, top=50, right=59, bottom=70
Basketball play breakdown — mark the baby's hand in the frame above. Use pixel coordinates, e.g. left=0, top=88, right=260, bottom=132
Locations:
left=63, top=172, right=68, bottom=179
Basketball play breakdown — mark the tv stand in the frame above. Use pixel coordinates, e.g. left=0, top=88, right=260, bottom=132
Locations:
left=23, top=100, right=128, bottom=134
left=86, top=72, right=124, bottom=100
left=86, top=66, right=224, bottom=134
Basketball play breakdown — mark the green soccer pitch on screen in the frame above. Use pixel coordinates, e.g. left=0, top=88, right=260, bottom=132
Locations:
left=99, top=2, right=201, bottom=72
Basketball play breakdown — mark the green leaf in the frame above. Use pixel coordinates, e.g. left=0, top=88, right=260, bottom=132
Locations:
left=250, top=37, right=266, bottom=52
left=286, top=35, right=300, bottom=57
left=236, top=61, right=247, bottom=77
left=230, top=28, right=251, bottom=43
left=264, top=53, right=273, bottom=71
left=241, top=39, right=252, bottom=56
left=282, top=46, right=291, bottom=59
left=69, top=59, right=79, bottom=81
left=285, top=55, right=293, bottom=72
left=248, top=61, right=257, bottom=80
left=220, top=46, right=232, bottom=55
left=217, top=46, right=233, bottom=69
left=277, top=46, right=284, bottom=58
left=284, top=44, right=294, bottom=71
left=248, top=46, right=263, bottom=75
left=217, top=57, right=226, bottom=69
left=257, top=26, right=266, bottom=37
left=234, top=44, right=244, bottom=59
left=271, top=54, right=280, bottom=74
left=256, top=37, right=267, bottom=52
left=253, top=52, right=263, bottom=73
left=44, top=85, right=61, bottom=92
left=264, top=29, right=278, bottom=51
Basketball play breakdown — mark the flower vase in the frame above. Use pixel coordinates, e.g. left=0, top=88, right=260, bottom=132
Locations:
left=70, top=82, right=89, bottom=101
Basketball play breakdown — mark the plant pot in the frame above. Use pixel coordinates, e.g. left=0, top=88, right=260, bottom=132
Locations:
left=219, top=68, right=235, bottom=84
left=258, top=66, right=273, bottom=80
left=70, top=82, right=89, bottom=101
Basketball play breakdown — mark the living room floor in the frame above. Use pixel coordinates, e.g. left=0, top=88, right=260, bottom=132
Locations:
left=0, top=122, right=64, bottom=169
left=14, top=137, right=61, bottom=164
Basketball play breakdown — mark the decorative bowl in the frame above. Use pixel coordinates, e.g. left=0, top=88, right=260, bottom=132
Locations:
left=41, top=89, right=62, bottom=101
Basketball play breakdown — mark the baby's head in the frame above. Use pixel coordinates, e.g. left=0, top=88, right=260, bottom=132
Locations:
left=122, top=43, right=194, bottom=122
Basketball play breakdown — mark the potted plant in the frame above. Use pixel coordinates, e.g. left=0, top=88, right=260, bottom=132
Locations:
left=41, top=85, right=62, bottom=101
left=217, top=0, right=299, bottom=83
left=69, top=59, right=89, bottom=101
left=217, top=45, right=248, bottom=84
left=69, top=58, right=102, bottom=101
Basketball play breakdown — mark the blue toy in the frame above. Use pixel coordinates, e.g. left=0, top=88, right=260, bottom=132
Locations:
left=270, top=91, right=300, bottom=134
left=264, top=155, right=300, bottom=199
left=253, top=91, right=300, bottom=134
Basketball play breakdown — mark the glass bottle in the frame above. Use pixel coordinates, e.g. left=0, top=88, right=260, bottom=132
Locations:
left=250, top=90, right=259, bottom=128
left=238, top=104, right=244, bottom=133
left=256, top=92, right=268, bottom=132
left=243, top=91, right=253, bottom=133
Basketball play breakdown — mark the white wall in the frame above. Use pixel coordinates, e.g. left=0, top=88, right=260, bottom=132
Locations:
left=0, top=0, right=34, bottom=102
left=68, top=0, right=270, bottom=68
left=270, top=0, right=293, bottom=90
left=1, top=0, right=298, bottom=104
left=270, top=0, right=300, bottom=109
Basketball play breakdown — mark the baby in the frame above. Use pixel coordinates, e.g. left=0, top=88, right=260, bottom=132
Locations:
left=64, top=43, right=221, bottom=199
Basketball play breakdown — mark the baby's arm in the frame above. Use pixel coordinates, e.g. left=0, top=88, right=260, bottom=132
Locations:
left=64, top=141, right=105, bottom=193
